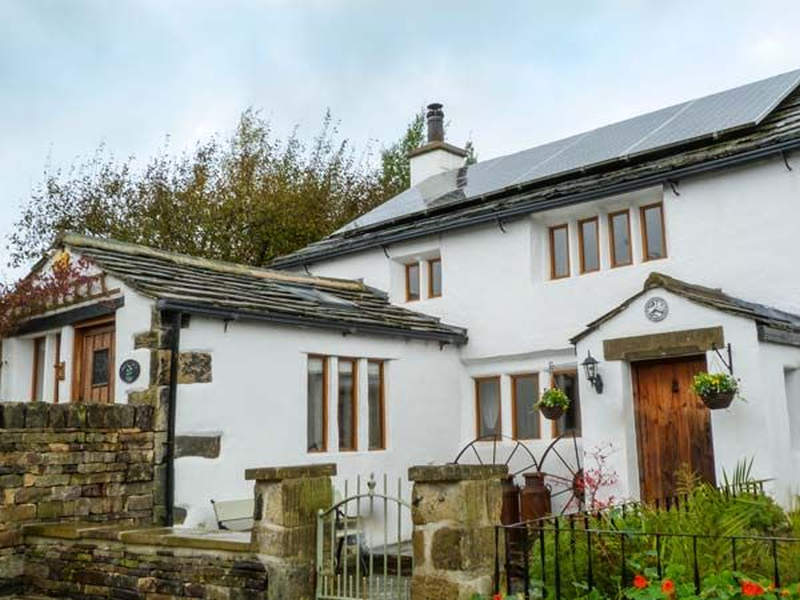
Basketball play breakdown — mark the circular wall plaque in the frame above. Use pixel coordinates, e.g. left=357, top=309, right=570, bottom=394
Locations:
left=644, top=296, right=669, bottom=322
left=119, top=359, right=141, bottom=384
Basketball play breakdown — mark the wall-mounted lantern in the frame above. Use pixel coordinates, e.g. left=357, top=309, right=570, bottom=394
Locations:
left=582, top=351, right=604, bottom=394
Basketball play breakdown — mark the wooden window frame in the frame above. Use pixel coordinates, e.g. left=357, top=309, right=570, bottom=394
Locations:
left=577, top=217, right=600, bottom=274
left=53, top=333, right=62, bottom=404
left=338, top=358, right=358, bottom=452
left=608, top=209, right=633, bottom=268
left=71, top=315, right=116, bottom=404
left=31, top=336, right=46, bottom=402
left=474, top=376, right=502, bottom=438
left=405, top=262, right=420, bottom=302
left=427, top=258, right=442, bottom=298
left=368, top=359, right=386, bottom=451
left=550, top=369, right=581, bottom=437
left=548, top=224, right=570, bottom=280
left=640, top=202, right=668, bottom=262
left=307, top=355, right=328, bottom=454
left=511, top=373, right=540, bottom=440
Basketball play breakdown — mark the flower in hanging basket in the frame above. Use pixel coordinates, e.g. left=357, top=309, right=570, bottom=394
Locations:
left=691, top=372, right=740, bottom=409
left=537, top=387, right=570, bottom=420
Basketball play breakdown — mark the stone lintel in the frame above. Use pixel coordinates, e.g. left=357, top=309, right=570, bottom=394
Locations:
left=603, top=326, right=724, bottom=361
left=408, top=464, right=507, bottom=483
left=245, top=463, right=337, bottom=481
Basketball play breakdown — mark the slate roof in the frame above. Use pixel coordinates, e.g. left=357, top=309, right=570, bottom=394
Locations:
left=60, top=234, right=468, bottom=345
left=570, top=272, right=800, bottom=347
left=273, top=70, right=800, bottom=269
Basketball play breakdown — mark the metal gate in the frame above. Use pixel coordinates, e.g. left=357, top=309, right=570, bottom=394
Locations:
left=315, top=475, right=412, bottom=600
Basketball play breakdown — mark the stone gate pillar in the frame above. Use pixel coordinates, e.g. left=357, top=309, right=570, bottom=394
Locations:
left=245, top=464, right=336, bottom=600
left=408, top=464, right=507, bottom=600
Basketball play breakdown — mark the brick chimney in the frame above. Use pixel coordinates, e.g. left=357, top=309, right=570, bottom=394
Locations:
left=408, top=103, right=467, bottom=187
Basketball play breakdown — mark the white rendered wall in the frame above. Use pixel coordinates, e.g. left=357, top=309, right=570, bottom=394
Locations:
left=173, top=315, right=464, bottom=530
left=575, top=287, right=800, bottom=506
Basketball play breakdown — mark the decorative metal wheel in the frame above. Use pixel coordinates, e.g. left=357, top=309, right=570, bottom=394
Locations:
left=452, top=434, right=540, bottom=477
left=538, top=431, right=585, bottom=513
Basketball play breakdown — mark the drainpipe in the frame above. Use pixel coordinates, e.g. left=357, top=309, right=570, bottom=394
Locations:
left=164, top=310, right=181, bottom=527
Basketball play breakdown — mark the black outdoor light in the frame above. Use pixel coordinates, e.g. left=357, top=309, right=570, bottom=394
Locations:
left=582, top=351, right=604, bottom=394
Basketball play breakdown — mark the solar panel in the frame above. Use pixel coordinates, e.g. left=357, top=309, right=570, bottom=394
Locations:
left=340, top=69, right=800, bottom=233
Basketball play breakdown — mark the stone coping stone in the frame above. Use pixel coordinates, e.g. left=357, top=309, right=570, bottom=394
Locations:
left=22, top=522, right=254, bottom=553
left=244, top=463, right=336, bottom=481
left=408, top=464, right=508, bottom=482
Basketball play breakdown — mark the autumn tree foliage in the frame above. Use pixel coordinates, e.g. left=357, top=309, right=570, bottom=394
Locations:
left=8, top=109, right=477, bottom=269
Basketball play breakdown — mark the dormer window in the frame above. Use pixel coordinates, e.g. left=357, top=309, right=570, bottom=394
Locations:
left=405, top=263, right=420, bottom=301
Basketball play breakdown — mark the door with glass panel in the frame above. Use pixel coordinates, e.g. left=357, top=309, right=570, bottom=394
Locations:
left=73, top=318, right=115, bottom=403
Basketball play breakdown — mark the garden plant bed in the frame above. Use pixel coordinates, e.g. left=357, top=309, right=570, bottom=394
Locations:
left=493, top=477, right=800, bottom=599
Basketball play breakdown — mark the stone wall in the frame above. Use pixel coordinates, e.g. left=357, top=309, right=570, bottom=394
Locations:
left=0, top=402, right=158, bottom=595
left=23, top=524, right=266, bottom=600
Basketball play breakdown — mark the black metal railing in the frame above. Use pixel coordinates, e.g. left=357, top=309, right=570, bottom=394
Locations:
left=496, top=519, right=800, bottom=599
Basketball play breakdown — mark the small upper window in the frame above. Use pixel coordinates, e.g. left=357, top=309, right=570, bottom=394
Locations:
left=475, top=377, right=501, bottom=438
left=549, top=225, right=570, bottom=279
left=428, top=258, right=442, bottom=298
left=578, top=218, right=600, bottom=274
left=405, top=263, right=420, bottom=302
left=641, top=203, right=667, bottom=261
left=609, top=210, right=632, bottom=267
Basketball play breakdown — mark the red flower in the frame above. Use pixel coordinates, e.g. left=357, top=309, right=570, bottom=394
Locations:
left=741, top=581, right=765, bottom=597
left=493, top=595, right=502, bottom=600
left=661, top=579, right=675, bottom=594
left=633, top=574, right=648, bottom=589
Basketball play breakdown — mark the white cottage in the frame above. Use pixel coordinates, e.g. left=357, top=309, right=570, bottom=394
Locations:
left=3, top=69, right=800, bottom=528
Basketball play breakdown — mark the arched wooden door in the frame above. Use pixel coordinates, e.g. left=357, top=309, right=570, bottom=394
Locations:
left=632, top=355, right=715, bottom=502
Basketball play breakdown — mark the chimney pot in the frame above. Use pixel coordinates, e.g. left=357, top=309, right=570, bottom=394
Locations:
left=426, top=103, right=445, bottom=143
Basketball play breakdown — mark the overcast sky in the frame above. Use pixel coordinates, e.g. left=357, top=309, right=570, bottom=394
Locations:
left=1, top=0, right=799, bottom=276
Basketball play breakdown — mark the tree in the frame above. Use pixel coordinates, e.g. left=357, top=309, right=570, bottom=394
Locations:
left=7, top=107, right=476, bottom=269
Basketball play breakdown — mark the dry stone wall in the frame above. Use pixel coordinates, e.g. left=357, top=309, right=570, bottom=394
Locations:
left=0, top=401, right=159, bottom=595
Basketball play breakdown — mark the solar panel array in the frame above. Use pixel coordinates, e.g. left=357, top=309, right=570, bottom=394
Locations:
left=340, top=69, right=800, bottom=233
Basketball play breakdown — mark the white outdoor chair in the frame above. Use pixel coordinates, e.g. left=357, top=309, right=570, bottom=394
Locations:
left=210, top=498, right=254, bottom=531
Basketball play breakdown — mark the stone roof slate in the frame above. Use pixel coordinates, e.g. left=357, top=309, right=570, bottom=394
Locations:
left=60, top=234, right=468, bottom=345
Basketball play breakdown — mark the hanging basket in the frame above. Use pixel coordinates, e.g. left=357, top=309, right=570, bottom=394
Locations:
left=539, top=404, right=565, bottom=420
left=700, top=390, right=736, bottom=410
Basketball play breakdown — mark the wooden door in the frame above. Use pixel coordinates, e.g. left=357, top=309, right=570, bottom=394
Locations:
left=632, top=355, right=715, bottom=503
left=73, top=321, right=115, bottom=403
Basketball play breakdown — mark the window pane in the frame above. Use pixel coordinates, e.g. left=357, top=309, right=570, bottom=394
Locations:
left=307, top=357, right=326, bottom=452
left=368, top=362, right=384, bottom=450
left=91, top=348, right=110, bottom=386
left=610, top=212, right=631, bottom=266
left=33, top=338, right=45, bottom=402
left=338, top=360, right=356, bottom=451
left=406, top=263, right=420, bottom=301
left=554, top=372, right=581, bottom=435
left=429, top=259, right=442, bottom=297
left=579, top=219, right=599, bottom=272
left=643, top=204, right=666, bottom=260
left=477, top=378, right=501, bottom=437
left=514, top=375, right=540, bottom=439
left=550, top=226, right=569, bottom=278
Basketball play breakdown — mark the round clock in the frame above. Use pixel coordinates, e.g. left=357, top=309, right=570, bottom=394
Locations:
left=644, top=296, right=669, bottom=322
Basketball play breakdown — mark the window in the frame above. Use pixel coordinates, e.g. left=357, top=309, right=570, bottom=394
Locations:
left=31, top=337, right=46, bottom=402
left=338, top=359, right=357, bottom=451
left=552, top=371, right=581, bottom=436
left=307, top=356, right=327, bottom=452
left=578, top=218, right=600, bottom=273
left=428, top=258, right=442, bottom=298
left=609, top=210, right=632, bottom=267
left=512, top=374, right=540, bottom=440
left=549, top=225, right=570, bottom=279
left=368, top=361, right=385, bottom=450
left=405, top=263, right=420, bottom=301
left=641, top=203, right=667, bottom=261
left=475, top=377, right=501, bottom=438
left=53, top=333, right=62, bottom=404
